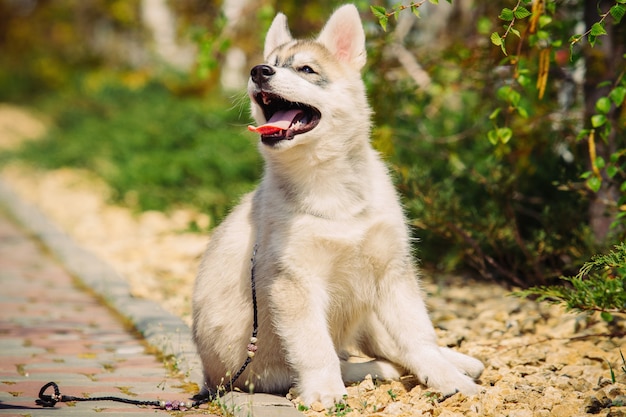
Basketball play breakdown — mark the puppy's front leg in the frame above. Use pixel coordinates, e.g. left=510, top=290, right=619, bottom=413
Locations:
left=376, top=274, right=482, bottom=396
left=269, top=274, right=347, bottom=408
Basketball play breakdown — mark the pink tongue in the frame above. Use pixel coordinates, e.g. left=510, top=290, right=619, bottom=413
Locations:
left=248, top=109, right=303, bottom=135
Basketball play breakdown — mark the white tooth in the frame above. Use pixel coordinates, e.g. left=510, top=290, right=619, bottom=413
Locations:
left=263, top=96, right=271, bottom=105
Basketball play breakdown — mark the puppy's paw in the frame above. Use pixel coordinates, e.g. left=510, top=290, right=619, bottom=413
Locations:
left=439, top=347, right=484, bottom=379
left=297, top=374, right=348, bottom=409
left=420, top=369, right=480, bottom=397
left=414, top=348, right=483, bottom=397
left=430, top=373, right=481, bottom=397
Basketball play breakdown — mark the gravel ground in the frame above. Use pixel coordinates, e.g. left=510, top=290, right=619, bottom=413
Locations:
left=1, top=104, right=625, bottom=416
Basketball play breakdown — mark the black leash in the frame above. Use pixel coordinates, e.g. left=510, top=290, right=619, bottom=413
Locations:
left=224, top=243, right=259, bottom=392
left=36, top=381, right=205, bottom=410
left=36, top=244, right=260, bottom=411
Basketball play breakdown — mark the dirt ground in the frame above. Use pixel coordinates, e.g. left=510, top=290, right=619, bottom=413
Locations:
left=1, top=103, right=625, bottom=416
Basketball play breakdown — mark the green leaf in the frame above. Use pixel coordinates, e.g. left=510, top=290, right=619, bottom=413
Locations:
left=428, top=0, right=439, bottom=4
left=591, top=114, right=607, bottom=127
left=379, top=16, right=389, bottom=31
left=590, top=22, right=607, bottom=37
left=490, top=32, right=502, bottom=45
left=517, top=74, right=531, bottom=88
left=487, top=129, right=499, bottom=145
left=610, top=4, right=626, bottom=23
left=609, top=86, right=626, bottom=106
left=491, top=32, right=507, bottom=55
left=496, top=85, right=509, bottom=101
left=539, top=15, right=552, bottom=28
left=587, top=22, right=607, bottom=48
left=595, top=156, right=606, bottom=170
left=517, top=105, right=529, bottom=118
left=587, top=176, right=602, bottom=193
left=536, top=29, right=550, bottom=40
left=499, top=127, right=513, bottom=143
left=607, top=165, right=618, bottom=178
left=595, top=97, right=612, bottom=114
left=477, top=17, right=492, bottom=35
left=499, top=8, right=514, bottom=21
left=371, top=5, right=389, bottom=30
left=601, top=311, right=614, bottom=322
left=589, top=36, right=597, bottom=48
left=576, top=129, right=590, bottom=141
left=514, top=6, right=532, bottom=19
left=370, top=5, right=387, bottom=19
left=489, top=108, right=501, bottom=120
left=496, top=85, right=522, bottom=107
left=551, top=39, right=563, bottom=48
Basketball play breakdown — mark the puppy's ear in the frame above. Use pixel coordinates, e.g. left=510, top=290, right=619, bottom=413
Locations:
left=264, top=13, right=293, bottom=60
left=317, top=5, right=366, bottom=71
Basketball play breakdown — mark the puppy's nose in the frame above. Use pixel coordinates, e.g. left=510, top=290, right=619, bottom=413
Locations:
left=251, top=64, right=275, bottom=85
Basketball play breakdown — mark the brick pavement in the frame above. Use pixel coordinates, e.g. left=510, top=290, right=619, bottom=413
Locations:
left=0, top=208, right=214, bottom=416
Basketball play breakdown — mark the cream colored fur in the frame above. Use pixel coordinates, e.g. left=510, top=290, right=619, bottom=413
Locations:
left=192, top=4, right=483, bottom=408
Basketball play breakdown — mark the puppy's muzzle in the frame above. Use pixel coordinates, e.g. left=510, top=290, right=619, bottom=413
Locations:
left=251, top=65, right=275, bottom=86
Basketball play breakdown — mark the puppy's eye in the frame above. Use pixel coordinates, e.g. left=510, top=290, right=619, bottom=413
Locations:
left=298, top=65, right=316, bottom=74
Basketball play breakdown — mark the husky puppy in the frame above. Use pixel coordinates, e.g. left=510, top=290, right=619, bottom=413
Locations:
left=192, top=4, right=483, bottom=408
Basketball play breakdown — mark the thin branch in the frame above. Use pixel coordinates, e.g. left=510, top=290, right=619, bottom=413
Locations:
left=383, top=1, right=429, bottom=19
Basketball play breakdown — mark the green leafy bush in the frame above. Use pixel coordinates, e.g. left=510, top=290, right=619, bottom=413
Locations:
left=366, top=0, right=624, bottom=286
left=2, top=78, right=261, bottom=225
left=514, top=242, right=626, bottom=322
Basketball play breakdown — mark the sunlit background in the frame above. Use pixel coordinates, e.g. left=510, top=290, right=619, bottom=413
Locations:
left=0, top=0, right=624, bottom=287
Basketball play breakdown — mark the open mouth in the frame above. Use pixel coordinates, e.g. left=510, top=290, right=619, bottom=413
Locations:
left=248, top=92, right=321, bottom=146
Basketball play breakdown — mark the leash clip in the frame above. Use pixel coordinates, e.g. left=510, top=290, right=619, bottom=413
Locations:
left=36, top=381, right=62, bottom=407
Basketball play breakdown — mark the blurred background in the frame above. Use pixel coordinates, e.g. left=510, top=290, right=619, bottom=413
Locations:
left=0, top=0, right=624, bottom=288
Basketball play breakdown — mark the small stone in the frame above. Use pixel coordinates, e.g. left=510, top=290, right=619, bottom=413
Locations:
left=569, top=377, right=591, bottom=392
left=584, top=392, right=611, bottom=414
left=614, top=395, right=626, bottom=405
left=506, top=410, right=532, bottom=417
left=359, top=375, right=376, bottom=391
left=598, top=377, right=614, bottom=388
left=607, top=409, right=626, bottom=417
left=383, top=401, right=405, bottom=415
left=607, top=386, right=624, bottom=399
left=552, top=402, right=583, bottom=417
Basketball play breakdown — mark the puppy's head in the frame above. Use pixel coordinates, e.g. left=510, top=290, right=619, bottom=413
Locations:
left=248, top=5, right=370, bottom=152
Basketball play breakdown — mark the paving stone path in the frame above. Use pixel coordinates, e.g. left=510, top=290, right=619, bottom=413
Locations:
left=0, top=208, right=212, bottom=416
